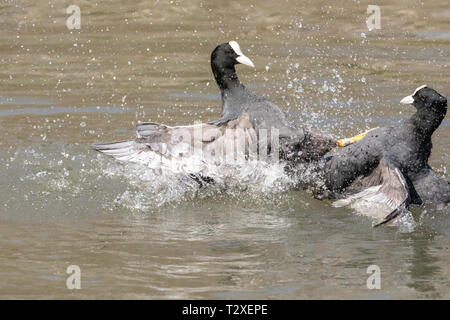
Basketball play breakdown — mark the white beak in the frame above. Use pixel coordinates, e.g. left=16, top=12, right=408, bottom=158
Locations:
left=400, top=95, right=414, bottom=105
left=236, top=54, right=255, bottom=68
left=229, top=40, right=255, bottom=68
left=400, top=85, right=427, bottom=105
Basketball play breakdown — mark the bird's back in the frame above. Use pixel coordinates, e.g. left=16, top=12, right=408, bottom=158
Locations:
left=215, top=86, right=298, bottom=138
left=325, top=120, right=433, bottom=192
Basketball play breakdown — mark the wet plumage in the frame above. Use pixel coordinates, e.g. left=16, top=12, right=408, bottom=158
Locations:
left=324, top=86, right=449, bottom=226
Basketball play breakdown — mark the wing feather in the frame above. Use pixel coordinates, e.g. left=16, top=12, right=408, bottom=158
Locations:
left=93, top=111, right=257, bottom=168
left=333, top=158, right=411, bottom=226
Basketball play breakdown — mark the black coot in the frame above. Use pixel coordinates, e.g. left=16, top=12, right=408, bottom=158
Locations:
left=324, top=85, right=449, bottom=226
left=94, top=41, right=336, bottom=166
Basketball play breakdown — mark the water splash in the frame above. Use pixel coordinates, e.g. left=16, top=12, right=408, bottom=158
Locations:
left=1, top=143, right=298, bottom=217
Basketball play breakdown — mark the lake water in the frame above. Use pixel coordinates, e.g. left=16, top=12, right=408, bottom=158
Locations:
left=0, top=0, right=449, bottom=299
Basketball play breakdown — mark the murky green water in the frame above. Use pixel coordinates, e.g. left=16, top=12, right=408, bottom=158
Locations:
left=0, top=0, right=449, bottom=299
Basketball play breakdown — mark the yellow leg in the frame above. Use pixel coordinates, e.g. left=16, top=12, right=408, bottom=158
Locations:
left=337, top=128, right=378, bottom=147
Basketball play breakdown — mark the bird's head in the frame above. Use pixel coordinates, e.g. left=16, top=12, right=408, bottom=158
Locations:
left=210, top=41, right=255, bottom=71
left=400, top=85, right=447, bottom=115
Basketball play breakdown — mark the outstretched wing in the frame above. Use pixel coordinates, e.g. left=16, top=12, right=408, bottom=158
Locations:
left=333, top=158, right=411, bottom=226
left=93, top=111, right=258, bottom=169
